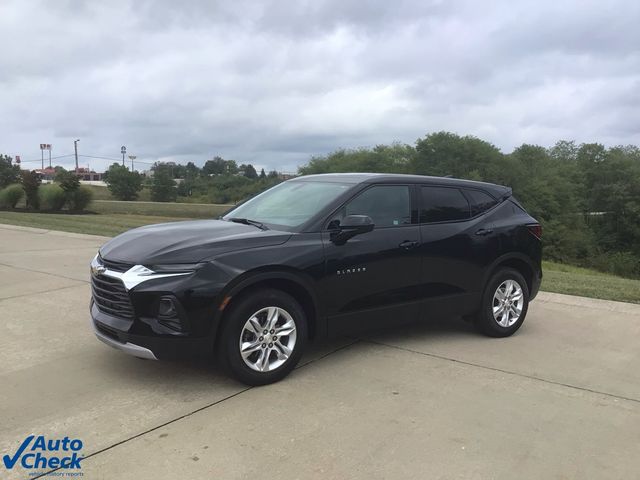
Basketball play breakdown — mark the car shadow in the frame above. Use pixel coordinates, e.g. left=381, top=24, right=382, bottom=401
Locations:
left=93, top=316, right=477, bottom=386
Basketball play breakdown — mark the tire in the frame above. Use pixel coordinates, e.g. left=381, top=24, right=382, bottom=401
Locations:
left=474, top=268, right=529, bottom=338
left=217, top=288, right=308, bottom=386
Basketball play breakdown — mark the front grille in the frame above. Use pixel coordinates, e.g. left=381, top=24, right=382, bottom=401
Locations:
left=100, top=256, right=133, bottom=273
left=91, top=274, right=135, bottom=319
left=95, top=321, right=120, bottom=340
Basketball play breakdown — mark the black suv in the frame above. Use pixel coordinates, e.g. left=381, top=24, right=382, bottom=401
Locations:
left=90, top=173, right=542, bottom=385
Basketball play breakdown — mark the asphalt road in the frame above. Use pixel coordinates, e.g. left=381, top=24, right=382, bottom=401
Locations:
left=1, top=224, right=639, bottom=480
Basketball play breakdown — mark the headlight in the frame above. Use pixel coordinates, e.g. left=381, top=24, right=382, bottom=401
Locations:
left=146, top=263, right=204, bottom=274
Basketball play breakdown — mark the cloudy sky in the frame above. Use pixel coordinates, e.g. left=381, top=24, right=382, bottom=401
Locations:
left=1, top=0, right=639, bottom=173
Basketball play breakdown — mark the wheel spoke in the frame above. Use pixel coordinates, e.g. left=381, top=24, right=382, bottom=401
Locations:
left=265, top=307, right=279, bottom=330
left=274, top=340, right=292, bottom=359
left=246, top=316, right=262, bottom=336
left=501, top=309, right=509, bottom=326
left=275, top=319, right=296, bottom=336
left=258, top=348, right=271, bottom=371
left=505, top=280, right=515, bottom=296
left=241, top=340, right=262, bottom=358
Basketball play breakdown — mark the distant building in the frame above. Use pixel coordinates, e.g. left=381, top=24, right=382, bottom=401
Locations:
left=30, top=167, right=104, bottom=183
left=75, top=168, right=104, bottom=181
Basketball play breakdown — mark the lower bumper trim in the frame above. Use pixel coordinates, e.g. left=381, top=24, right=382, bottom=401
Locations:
left=92, top=320, right=158, bottom=360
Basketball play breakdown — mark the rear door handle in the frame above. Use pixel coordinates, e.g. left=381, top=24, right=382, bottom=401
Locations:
left=475, top=228, right=494, bottom=236
left=399, top=240, right=419, bottom=250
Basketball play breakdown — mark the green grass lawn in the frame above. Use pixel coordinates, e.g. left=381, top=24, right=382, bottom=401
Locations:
left=1, top=209, right=638, bottom=304
left=90, top=200, right=232, bottom=218
left=541, top=261, right=639, bottom=304
left=0, top=211, right=200, bottom=237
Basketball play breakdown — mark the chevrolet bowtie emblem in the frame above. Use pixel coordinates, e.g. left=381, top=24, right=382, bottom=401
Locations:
left=91, top=264, right=106, bottom=276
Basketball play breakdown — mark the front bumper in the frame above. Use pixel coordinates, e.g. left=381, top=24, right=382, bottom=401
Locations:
left=89, top=257, right=231, bottom=360
left=91, top=315, right=158, bottom=360
left=91, top=301, right=216, bottom=360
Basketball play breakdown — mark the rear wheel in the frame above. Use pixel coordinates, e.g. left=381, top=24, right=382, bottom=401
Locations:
left=217, top=289, right=307, bottom=386
left=475, top=268, right=529, bottom=337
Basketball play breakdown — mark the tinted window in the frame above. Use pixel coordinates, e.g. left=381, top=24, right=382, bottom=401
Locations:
left=339, top=185, right=411, bottom=228
left=465, top=189, right=498, bottom=216
left=420, top=187, right=470, bottom=223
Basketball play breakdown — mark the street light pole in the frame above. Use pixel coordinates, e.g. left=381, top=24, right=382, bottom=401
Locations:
left=48, top=145, right=52, bottom=168
left=74, top=139, right=80, bottom=173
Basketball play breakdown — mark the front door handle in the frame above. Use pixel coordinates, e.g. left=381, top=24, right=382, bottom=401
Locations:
left=475, top=228, right=494, bottom=236
left=399, top=240, right=419, bottom=250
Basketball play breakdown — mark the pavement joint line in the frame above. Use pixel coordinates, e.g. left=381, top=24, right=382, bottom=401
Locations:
left=33, top=338, right=362, bottom=478
left=0, top=246, right=99, bottom=255
left=0, top=283, right=87, bottom=302
left=364, top=339, right=640, bottom=405
left=0, top=261, right=89, bottom=285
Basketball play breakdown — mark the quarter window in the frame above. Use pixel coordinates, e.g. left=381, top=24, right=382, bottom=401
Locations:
left=465, top=189, right=498, bottom=216
left=420, top=187, right=470, bottom=223
left=338, top=185, right=411, bottom=228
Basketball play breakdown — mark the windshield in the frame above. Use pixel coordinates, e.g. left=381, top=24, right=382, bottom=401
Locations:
left=223, top=180, right=352, bottom=230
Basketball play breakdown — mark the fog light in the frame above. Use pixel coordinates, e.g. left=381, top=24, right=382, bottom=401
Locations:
left=158, top=297, right=178, bottom=318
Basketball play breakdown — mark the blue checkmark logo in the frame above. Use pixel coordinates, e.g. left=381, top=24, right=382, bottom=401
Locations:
left=3, top=435, right=34, bottom=469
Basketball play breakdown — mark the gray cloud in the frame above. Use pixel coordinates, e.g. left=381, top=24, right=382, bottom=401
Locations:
left=0, top=0, right=638, bottom=173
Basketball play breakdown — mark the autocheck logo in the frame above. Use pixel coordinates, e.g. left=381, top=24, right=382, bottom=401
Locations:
left=3, top=435, right=84, bottom=472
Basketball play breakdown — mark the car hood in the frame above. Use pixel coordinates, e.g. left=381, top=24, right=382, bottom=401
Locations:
left=99, top=219, right=291, bottom=265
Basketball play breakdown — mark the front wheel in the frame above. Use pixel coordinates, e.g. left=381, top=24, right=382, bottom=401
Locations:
left=475, top=268, right=529, bottom=337
left=217, top=289, right=308, bottom=386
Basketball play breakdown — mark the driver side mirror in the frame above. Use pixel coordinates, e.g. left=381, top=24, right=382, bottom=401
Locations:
left=330, top=215, right=375, bottom=245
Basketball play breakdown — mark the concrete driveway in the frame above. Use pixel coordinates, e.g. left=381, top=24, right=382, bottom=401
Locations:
left=1, top=223, right=639, bottom=480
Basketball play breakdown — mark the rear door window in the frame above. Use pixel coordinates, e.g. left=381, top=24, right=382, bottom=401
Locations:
left=420, top=186, right=470, bottom=223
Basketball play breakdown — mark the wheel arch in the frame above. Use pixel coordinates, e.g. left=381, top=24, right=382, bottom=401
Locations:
left=214, top=267, right=323, bottom=342
left=484, top=253, right=536, bottom=295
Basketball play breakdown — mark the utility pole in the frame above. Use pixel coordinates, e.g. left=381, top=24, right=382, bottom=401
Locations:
left=40, top=143, right=44, bottom=170
left=128, top=155, right=136, bottom=171
left=48, top=144, right=52, bottom=168
left=121, top=146, right=126, bottom=166
left=74, top=139, right=80, bottom=172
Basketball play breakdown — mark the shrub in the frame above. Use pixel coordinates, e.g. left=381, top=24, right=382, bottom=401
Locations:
left=21, top=170, right=41, bottom=209
left=0, top=183, right=24, bottom=208
left=68, top=185, right=94, bottom=212
left=39, top=184, right=66, bottom=211
left=55, top=170, right=81, bottom=193
left=589, top=251, right=640, bottom=279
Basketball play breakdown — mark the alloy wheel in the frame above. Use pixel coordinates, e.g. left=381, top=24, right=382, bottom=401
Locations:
left=239, top=306, right=297, bottom=372
left=492, top=279, right=524, bottom=327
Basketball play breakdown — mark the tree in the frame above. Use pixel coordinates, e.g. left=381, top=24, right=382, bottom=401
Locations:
left=0, top=154, right=20, bottom=189
left=21, top=170, right=41, bottom=209
left=202, top=156, right=238, bottom=176
left=185, top=162, right=200, bottom=178
left=259, top=168, right=266, bottom=179
left=105, top=163, right=143, bottom=200
left=151, top=164, right=177, bottom=202
left=412, top=132, right=502, bottom=179
left=55, top=170, right=80, bottom=194
left=242, top=163, right=258, bottom=179
left=299, top=143, right=415, bottom=175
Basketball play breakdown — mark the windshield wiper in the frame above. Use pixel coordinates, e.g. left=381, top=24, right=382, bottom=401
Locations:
left=227, top=217, right=269, bottom=230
